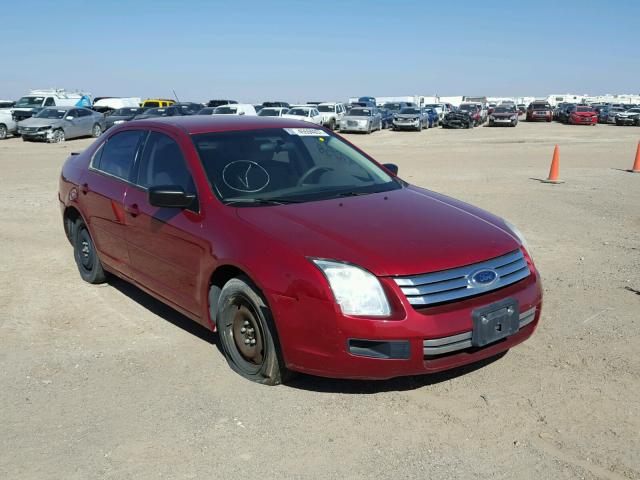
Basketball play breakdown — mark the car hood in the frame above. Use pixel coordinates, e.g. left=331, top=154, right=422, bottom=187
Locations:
left=395, top=114, right=420, bottom=119
left=236, top=186, right=519, bottom=276
left=492, top=111, right=515, bottom=117
left=18, top=117, right=62, bottom=128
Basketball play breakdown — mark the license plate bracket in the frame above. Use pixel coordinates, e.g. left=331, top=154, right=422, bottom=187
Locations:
left=472, top=298, right=519, bottom=347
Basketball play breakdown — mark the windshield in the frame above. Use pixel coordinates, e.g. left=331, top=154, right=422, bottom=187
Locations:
left=399, top=108, right=420, bottom=114
left=214, top=106, right=238, bottom=114
left=423, top=104, right=440, bottom=109
left=144, top=101, right=160, bottom=108
left=459, top=104, right=475, bottom=111
left=627, top=108, right=640, bottom=113
left=287, top=108, right=310, bottom=116
left=348, top=108, right=371, bottom=117
left=258, top=108, right=281, bottom=116
left=113, top=108, right=142, bottom=116
left=191, top=128, right=400, bottom=205
left=494, top=107, right=510, bottom=113
left=16, top=96, right=45, bottom=108
left=35, top=109, right=66, bottom=119
left=533, top=104, right=550, bottom=110
left=317, top=105, right=335, bottom=112
left=576, top=107, right=593, bottom=113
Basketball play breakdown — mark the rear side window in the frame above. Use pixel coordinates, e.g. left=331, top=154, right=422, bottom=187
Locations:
left=95, top=130, right=145, bottom=181
left=77, top=109, right=91, bottom=117
left=137, top=132, right=196, bottom=194
left=44, top=97, right=55, bottom=106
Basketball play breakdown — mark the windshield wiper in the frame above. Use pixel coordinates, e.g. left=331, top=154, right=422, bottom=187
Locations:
left=332, top=191, right=372, bottom=198
left=224, top=197, right=302, bottom=206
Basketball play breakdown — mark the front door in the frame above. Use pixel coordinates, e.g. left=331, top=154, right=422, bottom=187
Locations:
left=123, top=131, right=206, bottom=316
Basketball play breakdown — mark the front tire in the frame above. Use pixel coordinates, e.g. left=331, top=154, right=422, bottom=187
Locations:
left=73, top=218, right=107, bottom=284
left=0, top=124, right=7, bottom=140
left=50, top=129, right=65, bottom=143
left=216, top=276, right=290, bottom=385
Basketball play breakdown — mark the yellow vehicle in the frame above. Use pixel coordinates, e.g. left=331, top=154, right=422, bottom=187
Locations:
left=141, top=99, right=175, bottom=108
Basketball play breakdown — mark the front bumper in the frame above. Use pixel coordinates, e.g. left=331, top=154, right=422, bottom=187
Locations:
left=18, top=128, right=53, bottom=140
left=489, top=117, right=516, bottom=125
left=340, top=122, right=370, bottom=132
left=393, top=120, right=421, bottom=130
left=570, top=116, right=597, bottom=125
left=616, top=117, right=638, bottom=125
left=271, top=266, right=542, bottom=379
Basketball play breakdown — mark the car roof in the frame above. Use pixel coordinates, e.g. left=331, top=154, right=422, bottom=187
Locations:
left=43, top=106, right=76, bottom=111
left=123, top=115, right=326, bottom=135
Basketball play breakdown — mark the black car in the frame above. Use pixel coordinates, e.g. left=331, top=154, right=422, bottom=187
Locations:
left=556, top=103, right=576, bottom=124
left=207, top=99, right=238, bottom=108
left=133, top=106, right=185, bottom=120
left=173, top=102, right=205, bottom=115
left=105, top=107, right=146, bottom=129
left=378, top=107, right=394, bottom=128
left=262, top=101, right=290, bottom=108
left=382, top=102, right=409, bottom=114
left=441, top=110, right=473, bottom=129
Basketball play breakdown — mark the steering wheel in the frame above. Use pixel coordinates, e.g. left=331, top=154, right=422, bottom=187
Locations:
left=297, top=166, right=334, bottom=186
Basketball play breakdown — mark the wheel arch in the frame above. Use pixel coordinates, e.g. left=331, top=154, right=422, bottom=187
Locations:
left=62, top=205, right=86, bottom=244
left=207, top=264, right=254, bottom=329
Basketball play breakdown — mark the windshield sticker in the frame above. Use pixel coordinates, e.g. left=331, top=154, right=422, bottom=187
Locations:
left=284, top=128, right=329, bottom=137
left=222, top=160, right=270, bottom=193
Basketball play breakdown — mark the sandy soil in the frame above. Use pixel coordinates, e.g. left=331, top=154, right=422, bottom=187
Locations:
left=1, top=120, right=638, bottom=479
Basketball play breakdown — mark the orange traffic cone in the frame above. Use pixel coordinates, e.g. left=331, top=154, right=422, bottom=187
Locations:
left=630, top=142, right=640, bottom=173
left=542, top=145, right=565, bottom=183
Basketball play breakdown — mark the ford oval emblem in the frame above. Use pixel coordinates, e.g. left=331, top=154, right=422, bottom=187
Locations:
left=470, top=269, right=499, bottom=287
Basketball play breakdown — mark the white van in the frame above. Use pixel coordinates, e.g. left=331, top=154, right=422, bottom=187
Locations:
left=10, top=89, right=93, bottom=121
left=213, top=104, right=257, bottom=116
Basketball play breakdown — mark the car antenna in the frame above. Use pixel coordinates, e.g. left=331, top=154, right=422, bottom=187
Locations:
left=172, top=89, right=181, bottom=103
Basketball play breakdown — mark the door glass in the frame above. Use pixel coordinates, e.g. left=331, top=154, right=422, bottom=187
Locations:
left=137, top=132, right=198, bottom=210
left=44, top=97, right=55, bottom=106
left=96, top=130, right=145, bottom=181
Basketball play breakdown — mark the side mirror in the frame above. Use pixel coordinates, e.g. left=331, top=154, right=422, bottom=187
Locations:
left=148, top=185, right=194, bottom=209
left=383, top=163, right=399, bottom=175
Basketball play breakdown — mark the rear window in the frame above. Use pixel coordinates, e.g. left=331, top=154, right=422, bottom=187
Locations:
left=144, top=101, right=160, bottom=108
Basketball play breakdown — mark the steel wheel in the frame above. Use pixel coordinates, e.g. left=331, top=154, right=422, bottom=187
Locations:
left=73, top=219, right=107, bottom=284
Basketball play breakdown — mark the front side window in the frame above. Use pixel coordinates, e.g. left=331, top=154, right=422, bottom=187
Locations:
left=137, top=132, right=197, bottom=202
left=145, top=101, right=160, bottom=108
left=44, top=97, right=55, bottom=107
left=16, top=96, right=44, bottom=108
left=35, top=109, right=66, bottom=119
left=192, top=128, right=400, bottom=205
left=96, top=130, right=145, bottom=181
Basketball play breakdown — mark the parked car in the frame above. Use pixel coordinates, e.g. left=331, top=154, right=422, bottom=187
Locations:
left=340, top=107, right=382, bottom=133
left=441, top=110, right=474, bottom=129
left=207, top=99, right=238, bottom=108
left=601, top=107, right=625, bottom=124
left=556, top=104, right=576, bottom=124
left=316, top=103, right=346, bottom=130
left=488, top=106, right=519, bottom=127
left=173, top=102, right=206, bottom=115
left=213, top=104, right=258, bottom=116
left=282, top=106, right=323, bottom=124
left=0, top=109, right=18, bottom=139
left=567, top=105, right=597, bottom=125
left=423, top=103, right=452, bottom=121
left=105, top=107, right=146, bottom=129
left=0, top=100, right=15, bottom=108
left=526, top=102, right=553, bottom=122
left=378, top=107, right=394, bottom=128
left=141, top=99, right=175, bottom=109
left=11, top=89, right=92, bottom=122
left=553, top=102, right=569, bottom=120
left=134, top=106, right=185, bottom=120
left=458, top=104, right=482, bottom=126
left=517, top=104, right=527, bottom=115
left=262, top=101, right=290, bottom=108
left=422, top=108, right=440, bottom=128
left=382, top=102, right=409, bottom=114
left=257, top=107, right=290, bottom=117
left=18, top=106, right=104, bottom=143
left=358, top=96, right=376, bottom=105
left=615, top=107, right=640, bottom=126
left=392, top=107, right=428, bottom=131
left=59, top=116, right=541, bottom=384
left=92, top=97, right=142, bottom=115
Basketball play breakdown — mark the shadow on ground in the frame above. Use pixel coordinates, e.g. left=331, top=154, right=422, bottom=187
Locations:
left=107, top=276, right=507, bottom=394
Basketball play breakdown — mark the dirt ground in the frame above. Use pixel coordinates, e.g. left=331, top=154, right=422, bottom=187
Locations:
left=1, top=120, right=639, bottom=479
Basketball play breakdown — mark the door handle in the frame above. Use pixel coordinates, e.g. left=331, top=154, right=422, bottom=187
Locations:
left=124, top=203, right=140, bottom=217
left=80, top=183, right=90, bottom=194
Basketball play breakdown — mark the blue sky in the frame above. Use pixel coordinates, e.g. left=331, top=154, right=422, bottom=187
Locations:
left=2, top=0, right=638, bottom=103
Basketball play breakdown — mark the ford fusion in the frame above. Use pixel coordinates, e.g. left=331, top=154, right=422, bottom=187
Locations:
left=59, top=116, right=542, bottom=385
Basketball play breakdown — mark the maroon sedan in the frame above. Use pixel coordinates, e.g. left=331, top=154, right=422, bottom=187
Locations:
left=59, top=116, right=542, bottom=384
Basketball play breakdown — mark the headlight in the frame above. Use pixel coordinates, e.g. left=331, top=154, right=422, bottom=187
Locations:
left=38, top=126, right=52, bottom=131
left=504, top=220, right=531, bottom=256
left=114, top=120, right=125, bottom=124
left=312, top=259, right=391, bottom=316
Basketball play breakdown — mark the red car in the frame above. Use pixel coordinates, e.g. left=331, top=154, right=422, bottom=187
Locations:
left=59, top=116, right=542, bottom=384
left=526, top=103, right=552, bottom=122
left=567, top=105, right=597, bottom=125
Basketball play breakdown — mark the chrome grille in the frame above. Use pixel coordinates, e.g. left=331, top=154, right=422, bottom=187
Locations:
left=422, top=307, right=537, bottom=356
left=393, top=250, right=530, bottom=306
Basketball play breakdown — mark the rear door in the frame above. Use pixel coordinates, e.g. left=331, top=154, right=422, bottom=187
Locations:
left=123, top=130, right=207, bottom=316
left=64, top=109, right=83, bottom=138
left=76, top=108, right=93, bottom=137
left=80, top=129, right=147, bottom=274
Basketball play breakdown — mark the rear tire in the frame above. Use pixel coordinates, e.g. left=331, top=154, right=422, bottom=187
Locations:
left=73, top=218, right=107, bottom=284
left=0, top=124, right=7, bottom=140
left=91, top=123, right=102, bottom=137
left=215, top=276, right=290, bottom=385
